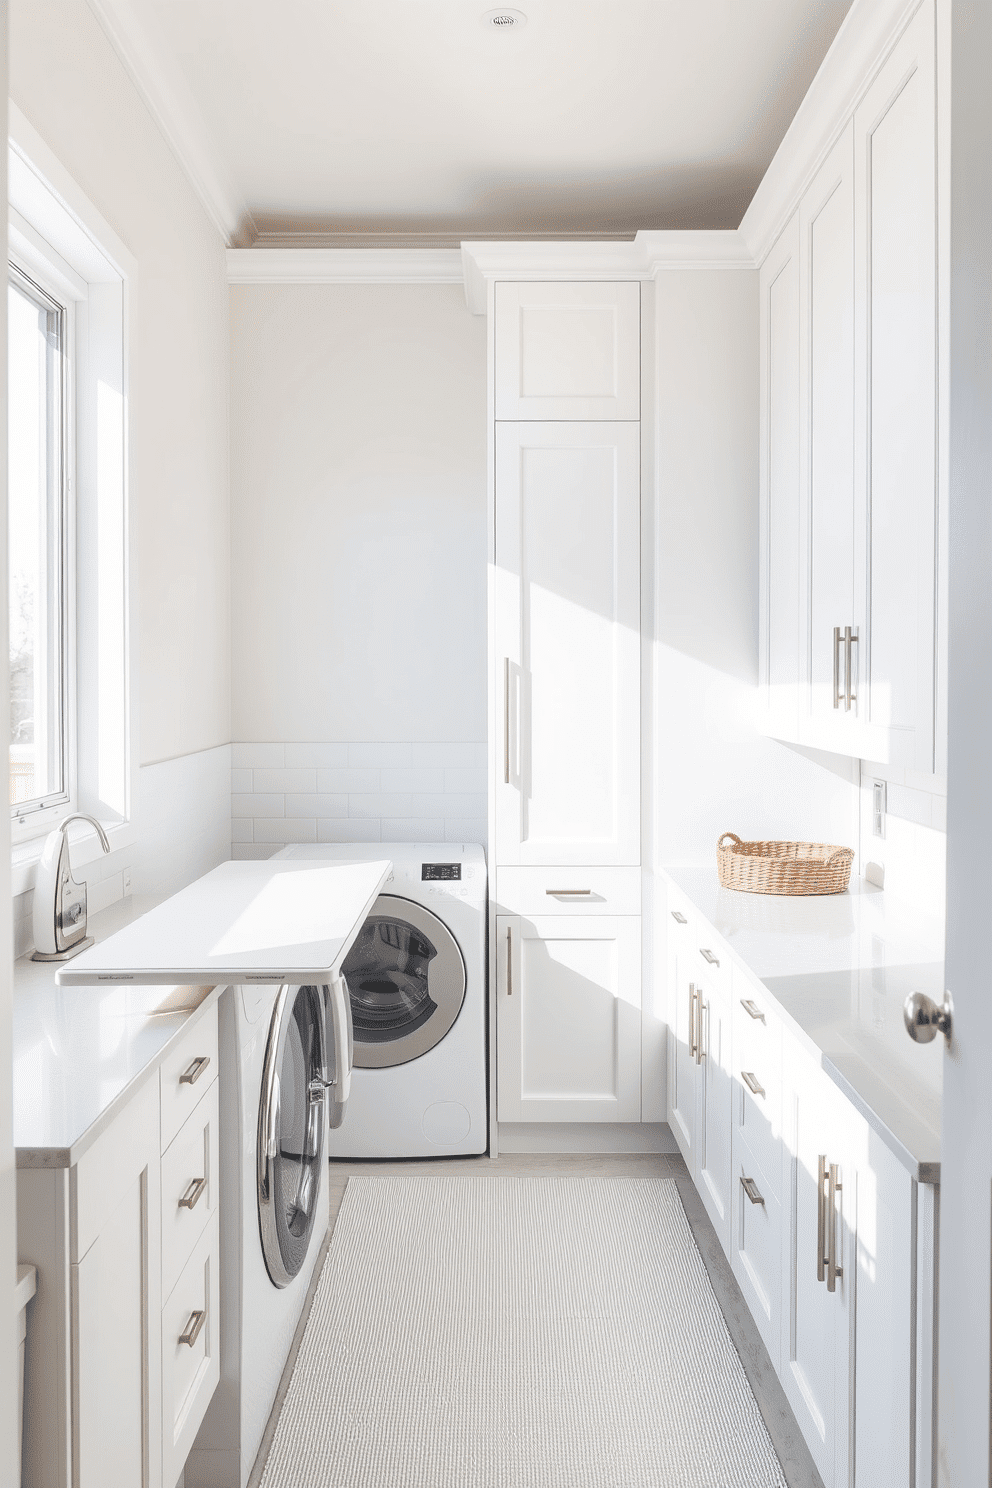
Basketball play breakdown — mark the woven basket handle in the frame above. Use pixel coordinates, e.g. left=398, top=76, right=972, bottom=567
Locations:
left=825, top=846, right=855, bottom=866
left=717, top=832, right=743, bottom=850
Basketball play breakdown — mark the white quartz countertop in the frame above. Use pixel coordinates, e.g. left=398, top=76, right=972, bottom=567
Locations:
left=663, top=865, right=945, bottom=1182
left=14, top=894, right=218, bottom=1168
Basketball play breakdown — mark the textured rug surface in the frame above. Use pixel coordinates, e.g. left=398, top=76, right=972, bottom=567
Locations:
left=259, top=1176, right=788, bottom=1488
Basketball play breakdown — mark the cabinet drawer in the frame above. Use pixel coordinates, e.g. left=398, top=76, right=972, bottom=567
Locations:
left=731, top=1148, right=782, bottom=1372
left=161, top=1078, right=219, bottom=1299
left=691, top=932, right=730, bottom=997
left=160, top=1002, right=219, bottom=1151
left=162, top=1212, right=220, bottom=1488
left=496, top=866, right=641, bottom=916
left=733, top=995, right=783, bottom=1203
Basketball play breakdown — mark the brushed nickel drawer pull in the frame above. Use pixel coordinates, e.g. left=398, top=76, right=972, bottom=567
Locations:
left=827, top=1162, right=844, bottom=1291
left=689, top=984, right=698, bottom=1062
left=546, top=888, right=592, bottom=896
left=700, top=948, right=720, bottom=967
left=179, top=1055, right=210, bottom=1086
left=179, top=1176, right=207, bottom=1211
left=817, top=1155, right=828, bottom=1284
left=741, top=1175, right=765, bottom=1206
left=179, top=1309, right=205, bottom=1348
left=740, top=998, right=766, bottom=1023
left=833, top=625, right=842, bottom=709
left=741, top=1070, right=766, bottom=1099
left=671, top=910, right=687, bottom=924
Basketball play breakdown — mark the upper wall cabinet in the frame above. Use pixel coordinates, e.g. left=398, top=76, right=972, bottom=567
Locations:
left=494, top=282, right=641, bottom=421
left=759, top=0, right=939, bottom=772
left=494, top=421, right=641, bottom=866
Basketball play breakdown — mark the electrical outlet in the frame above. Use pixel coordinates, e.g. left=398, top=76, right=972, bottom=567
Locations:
left=122, top=866, right=132, bottom=898
left=872, top=780, right=886, bottom=838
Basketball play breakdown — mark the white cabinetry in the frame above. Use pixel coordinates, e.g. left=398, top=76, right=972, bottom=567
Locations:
left=492, top=281, right=642, bottom=1133
left=758, top=0, right=940, bottom=771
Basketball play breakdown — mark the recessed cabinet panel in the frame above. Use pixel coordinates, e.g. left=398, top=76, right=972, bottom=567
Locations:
left=697, top=976, right=733, bottom=1254
left=854, top=3, right=937, bottom=769
left=495, top=422, right=640, bottom=866
left=732, top=1152, right=782, bottom=1373
left=496, top=915, right=640, bottom=1123
left=495, top=282, right=640, bottom=420
left=667, top=907, right=697, bottom=1165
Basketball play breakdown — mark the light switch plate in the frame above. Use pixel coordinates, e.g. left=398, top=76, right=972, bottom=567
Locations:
left=872, top=780, right=886, bottom=838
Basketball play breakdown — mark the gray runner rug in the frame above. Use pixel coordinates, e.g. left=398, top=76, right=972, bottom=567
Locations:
left=259, top=1176, right=788, bottom=1488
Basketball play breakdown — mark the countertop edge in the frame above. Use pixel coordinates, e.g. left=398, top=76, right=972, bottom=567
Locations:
left=15, top=985, right=222, bottom=1170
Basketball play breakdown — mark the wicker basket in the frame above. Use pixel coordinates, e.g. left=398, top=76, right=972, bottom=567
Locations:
left=716, top=833, right=855, bottom=896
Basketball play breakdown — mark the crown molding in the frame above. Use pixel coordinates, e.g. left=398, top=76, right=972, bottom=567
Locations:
left=461, top=231, right=752, bottom=313
left=739, top=0, right=924, bottom=265
left=85, top=0, right=248, bottom=244
left=226, top=248, right=465, bottom=286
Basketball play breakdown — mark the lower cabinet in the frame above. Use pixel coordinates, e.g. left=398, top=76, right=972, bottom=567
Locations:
left=496, top=914, right=641, bottom=1121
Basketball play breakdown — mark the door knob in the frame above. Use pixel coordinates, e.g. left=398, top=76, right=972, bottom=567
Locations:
left=904, top=990, right=953, bottom=1046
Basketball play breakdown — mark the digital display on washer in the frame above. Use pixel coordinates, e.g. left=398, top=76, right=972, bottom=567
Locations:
left=422, top=863, right=461, bottom=881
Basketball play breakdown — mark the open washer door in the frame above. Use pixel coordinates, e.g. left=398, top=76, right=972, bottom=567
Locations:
left=257, top=981, right=348, bottom=1287
left=341, top=895, right=467, bottom=1069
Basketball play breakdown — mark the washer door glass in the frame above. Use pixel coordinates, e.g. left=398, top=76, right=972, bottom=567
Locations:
left=257, top=983, right=326, bottom=1288
left=342, top=895, right=467, bottom=1069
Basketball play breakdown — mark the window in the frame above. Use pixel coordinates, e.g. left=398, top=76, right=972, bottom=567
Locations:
left=8, top=264, right=71, bottom=818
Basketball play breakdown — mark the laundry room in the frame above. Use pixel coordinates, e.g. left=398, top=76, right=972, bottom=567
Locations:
left=2, top=1, right=986, bottom=1486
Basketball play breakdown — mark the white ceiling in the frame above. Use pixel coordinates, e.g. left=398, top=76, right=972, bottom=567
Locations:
left=89, top=0, right=854, bottom=246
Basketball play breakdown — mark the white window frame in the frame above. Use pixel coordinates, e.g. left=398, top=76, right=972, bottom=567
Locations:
left=8, top=104, right=138, bottom=896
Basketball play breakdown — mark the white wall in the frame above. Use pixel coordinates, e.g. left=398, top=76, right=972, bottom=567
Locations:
left=652, top=266, right=861, bottom=869
left=230, top=283, right=487, bottom=745
left=10, top=0, right=231, bottom=769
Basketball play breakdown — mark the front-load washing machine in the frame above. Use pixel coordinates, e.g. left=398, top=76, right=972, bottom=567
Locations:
left=186, top=980, right=332, bottom=1487
left=275, top=843, right=487, bottom=1158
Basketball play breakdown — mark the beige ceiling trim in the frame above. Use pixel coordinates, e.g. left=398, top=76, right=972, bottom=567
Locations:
left=85, top=0, right=249, bottom=244
left=226, top=248, right=465, bottom=286
left=739, top=0, right=924, bottom=265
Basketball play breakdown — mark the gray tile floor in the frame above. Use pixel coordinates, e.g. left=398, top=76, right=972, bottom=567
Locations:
left=249, top=1152, right=824, bottom=1488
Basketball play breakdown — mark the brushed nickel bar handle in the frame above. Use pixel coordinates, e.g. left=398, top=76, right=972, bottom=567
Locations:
left=506, top=924, right=512, bottom=997
left=833, top=626, right=842, bottom=709
left=179, top=1056, right=210, bottom=1086
left=741, top=1175, right=765, bottom=1207
left=740, top=998, right=766, bottom=1023
left=178, top=1176, right=207, bottom=1211
left=817, top=1155, right=827, bottom=1284
left=671, top=910, right=687, bottom=924
left=179, top=1309, right=205, bottom=1348
left=700, top=948, right=720, bottom=967
left=844, top=626, right=858, bottom=711
left=503, top=657, right=510, bottom=784
left=827, top=1162, right=844, bottom=1292
left=546, top=888, right=592, bottom=896
left=741, top=1070, right=766, bottom=1099
left=689, top=983, right=697, bottom=1061
left=697, top=996, right=707, bottom=1066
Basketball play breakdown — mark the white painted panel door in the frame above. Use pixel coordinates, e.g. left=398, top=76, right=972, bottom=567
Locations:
left=800, top=122, right=857, bottom=751
left=494, top=422, right=640, bottom=866
left=853, top=3, right=937, bottom=771
left=759, top=211, right=802, bottom=741
left=494, top=282, right=640, bottom=421
left=781, top=1052, right=854, bottom=1488
left=667, top=908, right=697, bottom=1166
left=496, top=915, right=641, bottom=1123
left=697, top=975, right=733, bottom=1255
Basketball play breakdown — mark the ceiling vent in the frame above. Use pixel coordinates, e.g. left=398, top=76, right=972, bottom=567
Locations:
left=481, top=8, right=527, bottom=31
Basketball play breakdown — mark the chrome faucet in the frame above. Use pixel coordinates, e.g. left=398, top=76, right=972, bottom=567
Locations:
left=31, top=813, right=112, bottom=963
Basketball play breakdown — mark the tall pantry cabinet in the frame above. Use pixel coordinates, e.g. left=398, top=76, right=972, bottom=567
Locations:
left=491, top=282, right=643, bottom=1137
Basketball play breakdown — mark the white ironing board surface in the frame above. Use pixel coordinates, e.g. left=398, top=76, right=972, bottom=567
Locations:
left=55, top=858, right=391, bottom=985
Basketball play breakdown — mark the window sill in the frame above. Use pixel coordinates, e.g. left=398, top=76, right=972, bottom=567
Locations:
left=11, top=819, right=137, bottom=898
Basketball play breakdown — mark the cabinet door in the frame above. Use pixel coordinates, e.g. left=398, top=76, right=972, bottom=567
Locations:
left=496, top=914, right=641, bottom=1122
left=781, top=1052, right=855, bottom=1488
left=494, top=422, right=640, bottom=866
left=697, top=976, right=733, bottom=1254
left=800, top=122, right=857, bottom=749
left=758, top=211, right=802, bottom=741
left=494, top=281, right=640, bottom=420
left=853, top=3, right=937, bottom=771
left=667, top=904, right=697, bottom=1166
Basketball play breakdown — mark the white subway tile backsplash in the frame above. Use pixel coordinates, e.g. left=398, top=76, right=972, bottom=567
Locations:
left=232, top=843, right=276, bottom=860
left=232, top=742, right=285, bottom=769
left=254, top=818, right=317, bottom=844
left=380, top=818, right=446, bottom=842
left=253, top=768, right=318, bottom=793
left=885, top=783, right=932, bottom=829
left=233, top=792, right=284, bottom=818
left=233, top=742, right=488, bottom=855
left=318, top=819, right=383, bottom=843
left=285, top=794, right=349, bottom=818
left=284, top=742, right=349, bottom=768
